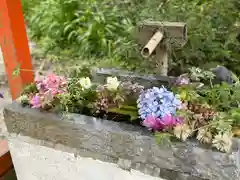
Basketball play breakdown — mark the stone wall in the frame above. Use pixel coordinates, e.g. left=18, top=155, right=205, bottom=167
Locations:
left=8, top=134, right=161, bottom=180
left=3, top=103, right=240, bottom=180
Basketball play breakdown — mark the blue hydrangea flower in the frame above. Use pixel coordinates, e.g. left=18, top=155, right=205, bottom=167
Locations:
left=137, top=86, right=182, bottom=120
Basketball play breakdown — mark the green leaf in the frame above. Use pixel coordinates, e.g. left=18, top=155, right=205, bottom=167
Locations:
left=23, top=83, right=38, bottom=94
left=118, top=105, right=138, bottom=111
left=107, top=106, right=138, bottom=121
left=12, top=64, right=21, bottom=77
left=154, top=132, right=172, bottom=145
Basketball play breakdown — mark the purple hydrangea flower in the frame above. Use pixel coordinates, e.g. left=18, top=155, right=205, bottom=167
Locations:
left=137, top=86, right=182, bottom=120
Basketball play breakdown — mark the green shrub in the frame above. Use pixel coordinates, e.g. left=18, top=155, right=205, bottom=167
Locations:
left=21, top=0, right=41, bottom=18
left=26, top=0, right=135, bottom=59
left=22, top=0, right=240, bottom=74
left=137, top=0, right=240, bottom=74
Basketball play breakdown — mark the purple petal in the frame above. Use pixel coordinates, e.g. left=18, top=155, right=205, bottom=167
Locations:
left=30, top=95, right=41, bottom=108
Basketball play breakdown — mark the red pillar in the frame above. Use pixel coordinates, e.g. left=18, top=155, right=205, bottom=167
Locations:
left=0, top=0, right=34, bottom=100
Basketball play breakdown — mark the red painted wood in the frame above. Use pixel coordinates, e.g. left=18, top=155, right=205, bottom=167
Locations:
left=0, top=140, right=13, bottom=177
left=0, top=0, right=34, bottom=100
left=0, top=152, right=13, bottom=177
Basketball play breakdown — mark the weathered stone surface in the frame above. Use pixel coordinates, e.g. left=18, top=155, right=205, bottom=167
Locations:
left=3, top=103, right=240, bottom=180
left=9, top=136, right=163, bottom=180
left=92, top=68, right=177, bottom=88
left=211, top=66, right=233, bottom=84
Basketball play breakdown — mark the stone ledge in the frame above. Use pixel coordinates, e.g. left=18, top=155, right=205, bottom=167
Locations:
left=3, top=103, right=240, bottom=180
left=92, top=68, right=177, bottom=88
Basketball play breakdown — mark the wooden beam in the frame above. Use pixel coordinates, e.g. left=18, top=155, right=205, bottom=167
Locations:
left=0, top=0, right=34, bottom=100
left=0, top=140, right=13, bottom=177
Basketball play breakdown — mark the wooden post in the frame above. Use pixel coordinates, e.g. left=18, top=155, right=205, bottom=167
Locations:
left=0, top=0, right=34, bottom=100
left=156, top=45, right=168, bottom=75
left=137, top=21, right=187, bottom=76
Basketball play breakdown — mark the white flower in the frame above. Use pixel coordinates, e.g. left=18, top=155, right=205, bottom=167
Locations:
left=196, top=128, right=212, bottom=144
left=16, top=95, right=29, bottom=104
left=173, top=124, right=192, bottom=141
left=106, top=77, right=120, bottom=91
left=212, top=132, right=233, bottom=152
left=79, top=77, right=92, bottom=89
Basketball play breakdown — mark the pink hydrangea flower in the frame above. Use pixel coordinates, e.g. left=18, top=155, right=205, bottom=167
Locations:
left=30, top=74, right=67, bottom=109
left=36, top=74, right=67, bottom=94
left=142, top=114, right=183, bottom=131
left=160, top=114, right=183, bottom=128
left=142, top=115, right=163, bottom=131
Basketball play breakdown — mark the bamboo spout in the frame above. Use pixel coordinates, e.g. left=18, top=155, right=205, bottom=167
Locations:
left=141, top=31, right=163, bottom=58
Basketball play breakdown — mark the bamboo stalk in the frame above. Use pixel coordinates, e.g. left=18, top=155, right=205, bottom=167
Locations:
left=141, top=31, right=163, bottom=58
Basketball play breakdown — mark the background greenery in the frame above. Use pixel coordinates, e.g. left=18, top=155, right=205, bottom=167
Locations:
left=21, top=0, right=240, bottom=75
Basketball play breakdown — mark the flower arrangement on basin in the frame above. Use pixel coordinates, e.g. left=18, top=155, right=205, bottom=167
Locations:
left=17, top=67, right=240, bottom=153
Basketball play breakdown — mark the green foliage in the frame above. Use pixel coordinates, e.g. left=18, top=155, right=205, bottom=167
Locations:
left=56, top=77, right=98, bottom=113
left=22, top=83, right=38, bottom=95
left=228, top=108, right=240, bottom=126
left=154, top=132, right=173, bottom=145
left=173, top=67, right=240, bottom=112
left=54, top=88, right=97, bottom=113
left=199, top=83, right=240, bottom=111
left=107, top=105, right=138, bottom=121
left=171, top=67, right=240, bottom=144
left=12, top=64, right=21, bottom=77
left=22, top=0, right=240, bottom=74
left=138, top=0, right=240, bottom=73
left=25, top=0, right=135, bottom=60
left=68, top=66, right=93, bottom=79
left=21, top=0, right=41, bottom=17
left=188, top=67, right=216, bottom=82
left=211, top=112, right=233, bottom=134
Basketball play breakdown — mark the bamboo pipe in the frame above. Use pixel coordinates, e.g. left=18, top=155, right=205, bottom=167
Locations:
left=141, top=31, right=163, bottom=58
